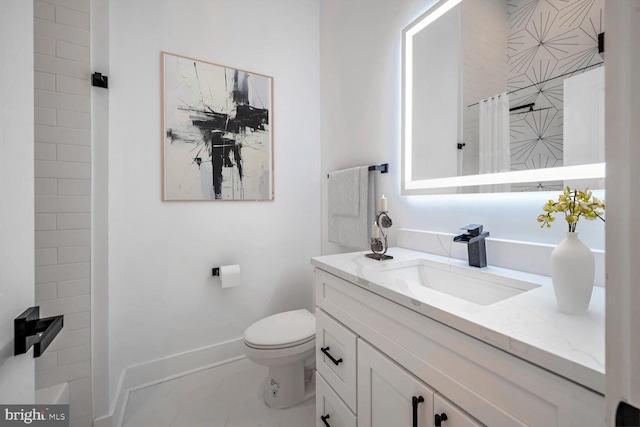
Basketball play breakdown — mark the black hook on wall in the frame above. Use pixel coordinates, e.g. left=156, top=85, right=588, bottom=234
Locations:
left=14, top=307, right=63, bottom=358
left=92, top=72, right=109, bottom=89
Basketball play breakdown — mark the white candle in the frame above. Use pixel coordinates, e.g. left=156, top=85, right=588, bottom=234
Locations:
left=380, top=195, right=387, bottom=212
left=372, top=222, right=380, bottom=238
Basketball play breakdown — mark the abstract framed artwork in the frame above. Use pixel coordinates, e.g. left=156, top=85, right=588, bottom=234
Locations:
left=161, top=52, right=274, bottom=201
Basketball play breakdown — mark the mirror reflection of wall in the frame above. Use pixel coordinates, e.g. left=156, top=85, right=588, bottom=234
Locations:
left=462, top=0, right=604, bottom=192
left=412, top=3, right=461, bottom=182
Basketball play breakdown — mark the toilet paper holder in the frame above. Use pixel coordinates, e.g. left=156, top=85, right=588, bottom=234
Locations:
left=211, top=264, right=243, bottom=288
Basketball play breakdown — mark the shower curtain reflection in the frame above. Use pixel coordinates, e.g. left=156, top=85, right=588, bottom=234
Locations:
left=479, top=92, right=510, bottom=192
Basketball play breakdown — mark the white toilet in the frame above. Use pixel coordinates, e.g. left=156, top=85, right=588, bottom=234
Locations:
left=243, top=309, right=316, bottom=408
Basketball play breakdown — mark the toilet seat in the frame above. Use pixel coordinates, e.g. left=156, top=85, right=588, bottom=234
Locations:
left=244, top=309, right=315, bottom=349
left=243, top=308, right=316, bottom=408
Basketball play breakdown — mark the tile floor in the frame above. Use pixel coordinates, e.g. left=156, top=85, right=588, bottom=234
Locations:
left=122, top=357, right=316, bottom=427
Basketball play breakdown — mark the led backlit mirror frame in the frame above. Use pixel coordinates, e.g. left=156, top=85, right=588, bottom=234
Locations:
left=401, top=0, right=606, bottom=195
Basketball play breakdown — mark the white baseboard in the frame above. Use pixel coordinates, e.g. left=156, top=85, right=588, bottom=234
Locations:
left=97, top=337, right=246, bottom=427
left=398, top=228, right=605, bottom=287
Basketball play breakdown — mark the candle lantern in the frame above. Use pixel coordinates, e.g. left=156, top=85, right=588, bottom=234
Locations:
left=366, top=195, right=393, bottom=261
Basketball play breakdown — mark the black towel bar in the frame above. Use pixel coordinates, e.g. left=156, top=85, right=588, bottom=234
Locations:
left=327, top=163, right=388, bottom=178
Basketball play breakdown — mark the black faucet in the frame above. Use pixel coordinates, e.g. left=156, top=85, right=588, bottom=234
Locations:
left=453, top=224, right=490, bottom=268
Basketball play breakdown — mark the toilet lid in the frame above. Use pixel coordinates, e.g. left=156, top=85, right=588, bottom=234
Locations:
left=244, top=309, right=315, bottom=348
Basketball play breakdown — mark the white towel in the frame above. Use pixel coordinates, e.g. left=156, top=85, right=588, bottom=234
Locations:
left=328, top=166, right=374, bottom=249
left=329, top=167, right=360, bottom=216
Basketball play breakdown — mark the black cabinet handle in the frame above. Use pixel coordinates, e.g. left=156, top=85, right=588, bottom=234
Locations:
left=320, top=414, right=331, bottom=427
left=321, top=346, right=343, bottom=365
left=435, top=412, right=448, bottom=426
left=412, top=395, right=425, bottom=427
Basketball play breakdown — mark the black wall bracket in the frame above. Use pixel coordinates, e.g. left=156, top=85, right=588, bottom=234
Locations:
left=14, top=307, right=63, bottom=358
left=598, top=32, right=605, bottom=59
left=92, top=72, right=108, bottom=89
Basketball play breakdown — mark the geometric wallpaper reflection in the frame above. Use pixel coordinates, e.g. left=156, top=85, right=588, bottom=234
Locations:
left=507, top=0, right=603, bottom=191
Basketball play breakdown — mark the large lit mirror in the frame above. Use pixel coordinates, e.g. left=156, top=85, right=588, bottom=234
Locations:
left=402, top=0, right=605, bottom=195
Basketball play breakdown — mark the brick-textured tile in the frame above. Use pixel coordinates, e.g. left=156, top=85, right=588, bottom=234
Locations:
left=35, top=351, right=58, bottom=371
left=38, top=296, right=90, bottom=318
left=34, top=0, right=55, bottom=21
left=56, top=212, right=91, bottom=229
left=36, top=248, right=58, bottom=266
left=35, top=360, right=90, bottom=390
left=35, top=53, right=89, bottom=80
left=55, top=6, right=90, bottom=30
left=35, top=106, right=57, bottom=126
left=34, top=1, right=92, bottom=421
left=35, top=212, right=57, bottom=229
left=47, top=328, right=90, bottom=352
left=35, top=229, right=91, bottom=248
left=36, top=195, right=91, bottom=213
left=35, top=261, right=90, bottom=284
left=35, top=89, right=90, bottom=112
left=35, top=160, right=90, bottom=179
left=47, top=0, right=90, bottom=14
left=57, top=110, right=89, bottom=129
left=35, top=282, right=58, bottom=302
left=57, top=179, right=91, bottom=196
left=34, top=36, right=56, bottom=56
left=36, top=124, right=90, bottom=145
left=56, top=74, right=90, bottom=95
left=57, top=278, right=90, bottom=298
left=57, top=144, right=90, bottom=163
left=35, top=142, right=57, bottom=161
left=62, top=311, right=90, bottom=331
left=58, top=247, right=91, bottom=264
left=34, top=18, right=89, bottom=47
left=56, top=40, right=90, bottom=64
left=58, top=345, right=90, bottom=366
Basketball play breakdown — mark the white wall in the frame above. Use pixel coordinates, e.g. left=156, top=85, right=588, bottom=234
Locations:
left=108, top=0, right=320, bottom=405
left=320, top=0, right=604, bottom=255
left=0, top=0, right=35, bottom=404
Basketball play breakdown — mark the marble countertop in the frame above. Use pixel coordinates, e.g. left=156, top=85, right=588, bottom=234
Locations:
left=311, top=247, right=605, bottom=395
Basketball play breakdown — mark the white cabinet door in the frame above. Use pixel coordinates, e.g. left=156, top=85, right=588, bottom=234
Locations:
left=434, top=393, right=484, bottom=427
left=316, top=372, right=356, bottom=427
left=358, top=339, right=435, bottom=427
left=316, top=309, right=358, bottom=412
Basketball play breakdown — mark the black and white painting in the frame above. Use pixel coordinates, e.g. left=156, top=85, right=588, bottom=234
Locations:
left=162, top=52, right=273, bottom=201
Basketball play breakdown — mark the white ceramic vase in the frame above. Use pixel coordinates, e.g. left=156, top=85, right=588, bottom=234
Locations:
left=550, top=232, right=595, bottom=315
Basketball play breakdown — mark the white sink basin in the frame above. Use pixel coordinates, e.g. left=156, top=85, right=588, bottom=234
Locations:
left=368, top=259, right=541, bottom=306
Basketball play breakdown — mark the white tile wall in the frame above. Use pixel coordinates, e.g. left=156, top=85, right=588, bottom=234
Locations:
left=56, top=212, right=91, bottom=228
left=34, top=1, right=55, bottom=20
left=56, top=110, right=89, bottom=128
left=35, top=180, right=58, bottom=197
left=34, top=1, right=92, bottom=424
left=35, top=248, right=58, bottom=266
left=35, top=89, right=90, bottom=112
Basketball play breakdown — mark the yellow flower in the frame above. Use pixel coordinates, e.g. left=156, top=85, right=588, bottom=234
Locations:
left=537, top=187, right=605, bottom=232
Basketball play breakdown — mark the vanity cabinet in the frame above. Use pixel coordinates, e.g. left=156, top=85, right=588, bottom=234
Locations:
left=316, top=309, right=357, bottom=412
left=314, top=267, right=605, bottom=426
left=358, top=338, right=482, bottom=427
left=316, top=373, right=356, bottom=427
